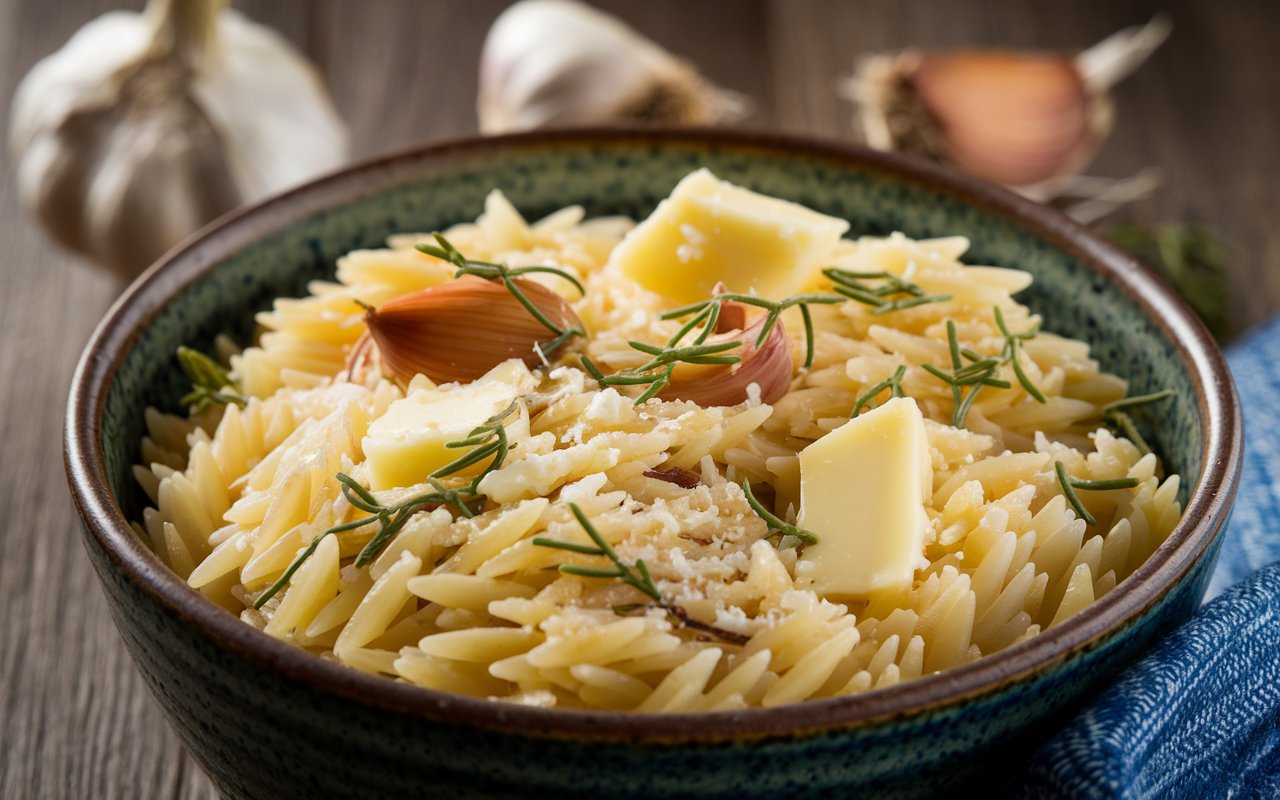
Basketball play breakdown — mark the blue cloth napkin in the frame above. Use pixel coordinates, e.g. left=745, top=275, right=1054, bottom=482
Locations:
left=1018, top=317, right=1280, bottom=799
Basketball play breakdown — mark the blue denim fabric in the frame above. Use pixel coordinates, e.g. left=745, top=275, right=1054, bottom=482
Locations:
left=1018, top=317, right=1280, bottom=799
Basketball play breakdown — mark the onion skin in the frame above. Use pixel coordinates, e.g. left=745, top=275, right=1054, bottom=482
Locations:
left=361, top=276, right=583, bottom=385
left=659, top=302, right=793, bottom=407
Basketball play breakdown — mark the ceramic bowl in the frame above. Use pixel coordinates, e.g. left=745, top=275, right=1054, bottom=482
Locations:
left=65, top=129, right=1242, bottom=799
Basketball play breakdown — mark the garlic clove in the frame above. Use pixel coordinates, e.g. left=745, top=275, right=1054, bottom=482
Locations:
left=660, top=302, right=793, bottom=407
left=478, top=0, right=750, bottom=133
left=842, top=17, right=1170, bottom=200
left=10, top=0, right=348, bottom=279
left=361, top=276, right=585, bottom=386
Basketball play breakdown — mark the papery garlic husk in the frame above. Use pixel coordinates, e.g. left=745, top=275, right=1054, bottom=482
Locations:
left=660, top=303, right=792, bottom=407
left=361, top=276, right=585, bottom=385
left=842, top=16, right=1170, bottom=200
left=10, top=0, right=348, bottom=279
left=478, top=0, right=750, bottom=134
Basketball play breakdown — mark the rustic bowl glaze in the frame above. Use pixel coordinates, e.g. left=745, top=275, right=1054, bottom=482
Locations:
left=65, top=129, right=1242, bottom=798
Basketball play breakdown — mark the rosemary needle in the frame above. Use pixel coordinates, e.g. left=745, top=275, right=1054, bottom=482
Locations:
left=741, top=479, right=817, bottom=549
left=993, top=306, right=1047, bottom=404
left=177, top=346, right=247, bottom=414
left=1102, top=390, right=1174, bottom=415
left=852, top=365, right=906, bottom=417
left=532, top=504, right=749, bottom=645
left=822, top=268, right=952, bottom=316
left=661, top=291, right=844, bottom=369
left=532, top=503, right=663, bottom=603
left=1054, top=460, right=1139, bottom=527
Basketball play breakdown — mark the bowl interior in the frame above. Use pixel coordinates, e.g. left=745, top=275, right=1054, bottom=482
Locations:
left=101, top=134, right=1201, bottom=553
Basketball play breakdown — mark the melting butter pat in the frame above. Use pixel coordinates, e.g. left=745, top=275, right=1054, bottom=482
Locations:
left=609, top=168, right=849, bottom=303
left=795, top=397, right=932, bottom=598
left=362, top=361, right=532, bottom=491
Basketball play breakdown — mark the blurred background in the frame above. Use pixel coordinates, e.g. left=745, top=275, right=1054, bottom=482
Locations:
left=1, top=1, right=1276, bottom=796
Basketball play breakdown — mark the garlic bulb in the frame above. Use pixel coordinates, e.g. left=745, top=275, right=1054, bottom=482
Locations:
left=10, top=0, right=348, bottom=278
left=359, top=276, right=585, bottom=386
left=478, top=0, right=749, bottom=134
left=842, top=16, right=1170, bottom=200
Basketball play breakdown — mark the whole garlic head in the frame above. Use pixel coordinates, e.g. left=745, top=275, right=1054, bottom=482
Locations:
left=10, top=0, right=348, bottom=278
left=842, top=16, right=1170, bottom=201
left=478, top=0, right=750, bottom=133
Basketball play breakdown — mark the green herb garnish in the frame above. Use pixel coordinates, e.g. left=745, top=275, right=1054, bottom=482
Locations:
left=1102, top=390, right=1175, bottom=415
left=252, top=401, right=521, bottom=610
left=581, top=333, right=743, bottom=406
left=177, top=346, right=247, bottom=414
left=852, top=364, right=907, bottom=417
left=417, top=233, right=586, bottom=357
left=741, top=478, right=817, bottom=550
left=993, top=306, right=1047, bottom=404
left=532, top=503, right=749, bottom=645
left=661, top=292, right=845, bottom=369
left=822, top=268, right=952, bottom=315
left=1107, top=223, right=1232, bottom=342
left=1054, top=460, right=1140, bottom=527
left=1100, top=390, right=1174, bottom=456
left=922, top=320, right=1010, bottom=429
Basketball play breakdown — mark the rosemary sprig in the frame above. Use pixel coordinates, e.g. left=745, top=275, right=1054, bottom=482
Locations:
left=534, top=503, right=661, bottom=602
left=822, top=268, right=952, bottom=315
left=433, top=399, right=521, bottom=492
left=741, top=479, right=817, bottom=550
left=660, top=291, right=845, bottom=369
left=852, top=364, right=906, bottom=417
left=251, top=475, right=471, bottom=610
left=993, top=306, right=1047, bottom=404
left=1100, top=390, right=1173, bottom=456
left=922, top=320, right=1010, bottom=429
left=176, top=346, right=247, bottom=414
left=251, top=401, right=521, bottom=610
left=1054, top=460, right=1139, bottom=527
left=532, top=504, right=749, bottom=645
left=581, top=338, right=742, bottom=406
left=417, top=233, right=586, bottom=357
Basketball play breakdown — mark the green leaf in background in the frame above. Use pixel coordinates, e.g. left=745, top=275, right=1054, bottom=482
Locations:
left=1106, top=223, right=1233, bottom=342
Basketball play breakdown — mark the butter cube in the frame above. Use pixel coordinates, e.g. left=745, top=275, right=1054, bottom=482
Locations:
left=362, top=361, right=532, bottom=490
left=795, top=397, right=932, bottom=598
left=609, top=168, right=849, bottom=303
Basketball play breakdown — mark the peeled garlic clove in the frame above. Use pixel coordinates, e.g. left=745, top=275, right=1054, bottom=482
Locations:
left=843, top=16, right=1170, bottom=199
left=363, top=276, right=585, bottom=385
left=478, top=0, right=750, bottom=133
left=660, top=305, right=793, bottom=407
left=10, top=0, right=348, bottom=279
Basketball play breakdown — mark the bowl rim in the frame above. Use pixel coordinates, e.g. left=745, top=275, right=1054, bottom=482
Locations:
left=65, top=127, right=1243, bottom=742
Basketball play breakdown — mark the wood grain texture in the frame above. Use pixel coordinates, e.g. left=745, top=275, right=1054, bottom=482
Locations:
left=0, top=1, right=1275, bottom=797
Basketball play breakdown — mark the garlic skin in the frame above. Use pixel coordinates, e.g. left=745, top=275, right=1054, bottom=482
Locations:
left=842, top=17, right=1170, bottom=200
left=478, top=0, right=749, bottom=134
left=362, top=276, right=585, bottom=386
left=10, top=0, right=348, bottom=278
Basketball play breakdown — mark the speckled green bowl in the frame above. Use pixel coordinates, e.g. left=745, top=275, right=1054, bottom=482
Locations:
left=65, top=129, right=1242, bottom=799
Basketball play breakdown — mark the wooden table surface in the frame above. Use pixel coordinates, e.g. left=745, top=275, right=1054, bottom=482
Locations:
left=2, top=1, right=1276, bottom=796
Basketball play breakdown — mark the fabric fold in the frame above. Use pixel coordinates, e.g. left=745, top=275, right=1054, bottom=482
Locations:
left=1018, top=317, right=1280, bottom=798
